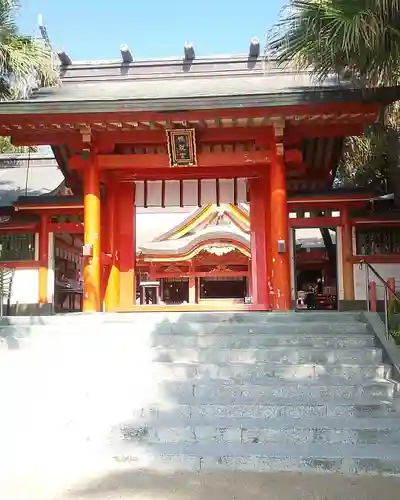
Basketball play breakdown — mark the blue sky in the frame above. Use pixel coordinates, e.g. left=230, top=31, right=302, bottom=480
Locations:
left=17, top=0, right=286, bottom=61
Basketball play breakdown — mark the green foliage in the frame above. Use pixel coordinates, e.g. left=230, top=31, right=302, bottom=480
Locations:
left=0, top=0, right=58, bottom=99
left=390, top=327, right=400, bottom=345
left=386, top=294, right=400, bottom=343
left=268, top=0, right=400, bottom=86
left=0, top=136, right=37, bottom=153
left=268, top=0, right=400, bottom=195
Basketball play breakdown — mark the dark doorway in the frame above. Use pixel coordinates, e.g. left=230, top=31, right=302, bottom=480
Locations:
left=293, top=228, right=338, bottom=310
left=200, top=277, right=246, bottom=300
left=162, top=278, right=189, bottom=304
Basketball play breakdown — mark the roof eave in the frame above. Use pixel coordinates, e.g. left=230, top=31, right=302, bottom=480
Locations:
left=0, top=86, right=398, bottom=116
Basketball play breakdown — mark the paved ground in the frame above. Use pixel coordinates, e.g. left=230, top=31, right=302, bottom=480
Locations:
left=3, top=470, right=399, bottom=500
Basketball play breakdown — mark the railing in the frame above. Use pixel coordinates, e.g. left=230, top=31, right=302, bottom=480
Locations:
left=0, top=266, right=14, bottom=317
left=360, top=260, right=400, bottom=340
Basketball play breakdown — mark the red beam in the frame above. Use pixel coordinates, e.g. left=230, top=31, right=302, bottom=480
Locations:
left=288, top=193, right=374, bottom=210
left=351, top=255, right=400, bottom=264
left=289, top=216, right=341, bottom=228
left=48, top=222, right=84, bottom=233
left=0, top=224, right=37, bottom=233
left=152, top=271, right=249, bottom=278
left=11, top=123, right=366, bottom=148
left=15, top=205, right=83, bottom=214
left=70, top=149, right=301, bottom=171
left=0, top=260, right=40, bottom=269
left=112, top=165, right=264, bottom=181
left=352, top=217, right=400, bottom=226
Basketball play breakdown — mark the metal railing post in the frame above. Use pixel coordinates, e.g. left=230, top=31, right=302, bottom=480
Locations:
left=384, top=286, right=389, bottom=340
left=365, top=263, right=370, bottom=312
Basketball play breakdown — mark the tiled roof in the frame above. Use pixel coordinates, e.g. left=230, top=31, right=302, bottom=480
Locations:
left=0, top=153, right=64, bottom=207
left=0, top=55, right=398, bottom=114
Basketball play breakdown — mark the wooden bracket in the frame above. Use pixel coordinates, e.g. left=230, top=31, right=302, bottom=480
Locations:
left=272, top=118, right=285, bottom=138
left=80, top=125, right=92, bottom=144
left=276, top=142, right=284, bottom=156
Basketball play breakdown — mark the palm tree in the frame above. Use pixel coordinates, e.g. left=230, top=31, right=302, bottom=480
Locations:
left=0, top=0, right=58, bottom=99
left=268, top=0, right=400, bottom=204
left=268, top=0, right=400, bottom=86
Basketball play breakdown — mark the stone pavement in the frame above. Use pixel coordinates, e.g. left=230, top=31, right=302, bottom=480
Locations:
left=60, top=470, right=400, bottom=500
left=2, top=470, right=400, bottom=500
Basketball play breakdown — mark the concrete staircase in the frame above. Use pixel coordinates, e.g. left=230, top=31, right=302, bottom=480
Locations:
left=1, top=311, right=400, bottom=490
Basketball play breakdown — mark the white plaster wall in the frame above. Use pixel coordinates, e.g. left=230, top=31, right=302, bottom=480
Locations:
left=47, top=233, right=55, bottom=305
left=9, top=268, right=39, bottom=305
left=336, top=227, right=344, bottom=301
left=289, top=229, right=295, bottom=300
left=34, top=233, right=39, bottom=260
left=354, top=263, right=400, bottom=300
left=135, top=179, right=248, bottom=207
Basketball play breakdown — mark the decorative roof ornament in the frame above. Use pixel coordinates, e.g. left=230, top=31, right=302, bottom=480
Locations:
left=208, top=264, right=234, bottom=274
left=163, top=264, right=184, bottom=274
left=120, top=44, right=133, bottom=64
left=57, top=50, right=72, bottom=66
left=249, top=38, right=260, bottom=58
left=206, top=245, right=235, bottom=256
left=184, top=42, right=195, bottom=61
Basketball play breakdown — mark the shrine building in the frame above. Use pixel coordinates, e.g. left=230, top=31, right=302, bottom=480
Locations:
left=0, top=41, right=399, bottom=314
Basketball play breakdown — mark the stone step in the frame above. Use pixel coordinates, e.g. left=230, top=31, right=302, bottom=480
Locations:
left=0, top=320, right=368, bottom=337
left=0, top=311, right=363, bottom=327
left=152, top=362, right=390, bottom=381
left=157, top=379, right=396, bottom=402
left=135, top=399, right=399, bottom=421
left=154, top=347, right=382, bottom=364
left=153, top=333, right=375, bottom=349
left=160, top=322, right=368, bottom=335
left=110, top=442, right=400, bottom=474
left=119, top=419, right=400, bottom=446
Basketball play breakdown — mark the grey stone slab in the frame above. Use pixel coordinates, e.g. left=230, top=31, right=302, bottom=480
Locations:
left=175, top=380, right=396, bottom=403
left=155, top=333, right=376, bottom=349
left=153, top=347, right=382, bottom=364
left=153, top=362, right=387, bottom=382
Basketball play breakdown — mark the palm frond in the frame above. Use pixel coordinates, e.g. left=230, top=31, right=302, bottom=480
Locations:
left=0, top=0, right=58, bottom=99
left=268, top=0, right=400, bottom=85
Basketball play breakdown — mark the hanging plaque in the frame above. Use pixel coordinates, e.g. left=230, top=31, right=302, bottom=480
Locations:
left=166, top=128, right=197, bottom=167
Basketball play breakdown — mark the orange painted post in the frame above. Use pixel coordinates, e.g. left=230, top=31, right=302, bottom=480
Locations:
left=104, top=182, right=120, bottom=311
left=38, top=214, right=49, bottom=305
left=269, top=147, right=291, bottom=310
left=249, top=177, right=270, bottom=310
left=100, top=195, right=109, bottom=309
left=83, top=155, right=101, bottom=312
left=117, top=183, right=135, bottom=309
left=369, top=281, right=377, bottom=312
left=341, top=207, right=355, bottom=302
left=387, top=277, right=396, bottom=298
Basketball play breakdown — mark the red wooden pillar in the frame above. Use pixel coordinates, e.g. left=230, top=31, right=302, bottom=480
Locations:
left=38, top=214, right=49, bottom=304
left=369, top=281, right=377, bottom=312
left=104, top=181, right=120, bottom=311
left=270, top=145, right=291, bottom=310
left=117, top=182, right=136, bottom=309
left=83, top=155, right=101, bottom=312
left=249, top=177, right=270, bottom=310
left=387, top=277, right=396, bottom=300
left=341, top=206, right=355, bottom=302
